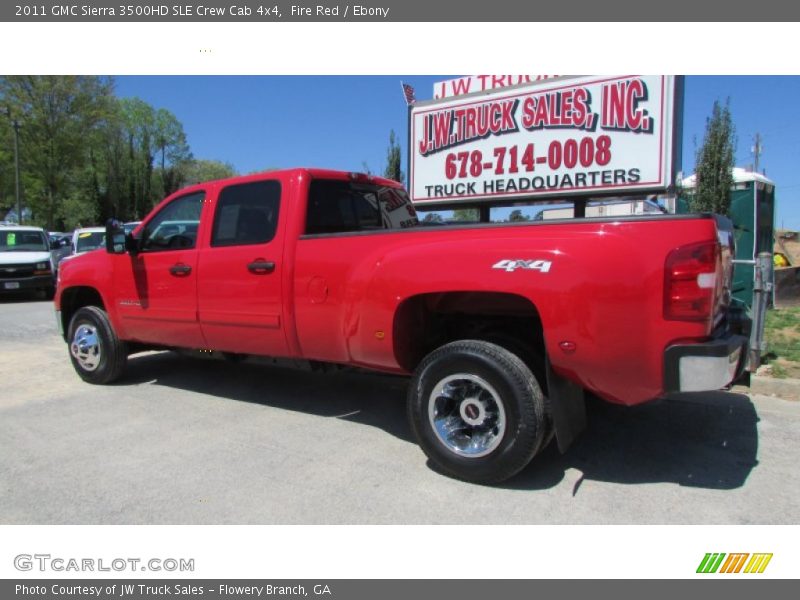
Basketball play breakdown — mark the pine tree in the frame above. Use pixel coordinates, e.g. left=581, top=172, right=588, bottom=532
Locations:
left=691, top=99, right=736, bottom=215
left=383, top=130, right=403, bottom=182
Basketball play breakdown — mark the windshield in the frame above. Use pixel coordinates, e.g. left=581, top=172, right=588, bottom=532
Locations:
left=76, top=231, right=105, bottom=253
left=0, top=230, right=48, bottom=252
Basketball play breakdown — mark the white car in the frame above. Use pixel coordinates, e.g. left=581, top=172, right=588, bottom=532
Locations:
left=69, top=227, right=106, bottom=257
left=0, top=224, right=56, bottom=298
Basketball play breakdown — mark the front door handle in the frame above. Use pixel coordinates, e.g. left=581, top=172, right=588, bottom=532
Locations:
left=169, top=263, right=192, bottom=276
left=247, top=260, right=275, bottom=274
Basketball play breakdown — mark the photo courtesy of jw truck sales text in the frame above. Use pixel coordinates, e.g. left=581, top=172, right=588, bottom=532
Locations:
left=1, top=74, right=798, bottom=527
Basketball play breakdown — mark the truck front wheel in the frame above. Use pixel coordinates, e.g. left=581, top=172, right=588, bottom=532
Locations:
left=67, top=306, right=128, bottom=384
left=408, top=340, right=546, bottom=484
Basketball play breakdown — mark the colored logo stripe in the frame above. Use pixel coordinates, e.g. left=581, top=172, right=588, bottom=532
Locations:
left=697, top=553, right=726, bottom=573
left=720, top=553, right=749, bottom=573
left=697, top=553, right=772, bottom=574
left=744, top=553, right=773, bottom=574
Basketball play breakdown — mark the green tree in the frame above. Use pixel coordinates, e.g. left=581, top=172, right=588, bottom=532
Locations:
left=0, top=75, right=114, bottom=229
left=383, top=130, right=403, bottom=182
left=452, top=208, right=479, bottom=222
left=690, top=99, right=736, bottom=215
left=119, top=97, right=158, bottom=218
left=89, top=98, right=194, bottom=221
left=0, top=118, right=14, bottom=219
left=422, top=212, right=443, bottom=223
left=509, top=209, right=530, bottom=222
left=180, top=159, right=237, bottom=185
left=91, top=98, right=132, bottom=221
left=154, top=107, right=192, bottom=197
left=247, top=167, right=279, bottom=175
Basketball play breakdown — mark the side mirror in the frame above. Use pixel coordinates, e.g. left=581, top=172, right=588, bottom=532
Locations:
left=105, top=219, right=127, bottom=254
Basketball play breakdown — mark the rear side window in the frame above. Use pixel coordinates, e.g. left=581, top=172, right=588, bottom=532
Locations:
left=211, top=180, right=281, bottom=247
left=306, top=180, right=418, bottom=235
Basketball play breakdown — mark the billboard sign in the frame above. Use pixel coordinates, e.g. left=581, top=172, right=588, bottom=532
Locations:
left=409, top=75, right=680, bottom=205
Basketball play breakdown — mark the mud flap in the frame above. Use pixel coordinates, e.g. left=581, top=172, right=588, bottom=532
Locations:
left=546, top=359, right=587, bottom=453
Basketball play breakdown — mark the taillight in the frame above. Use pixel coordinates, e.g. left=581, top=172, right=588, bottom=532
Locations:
left=664, top=241, right=721, bottom=322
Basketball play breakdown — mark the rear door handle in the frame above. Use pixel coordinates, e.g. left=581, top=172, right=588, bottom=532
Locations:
left=169, top=263, right=192, bottom=276
left=247, top=260, right=275, bottom=274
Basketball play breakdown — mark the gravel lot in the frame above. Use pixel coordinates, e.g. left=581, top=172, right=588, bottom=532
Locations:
left=1, top=295, right=799, bottom=524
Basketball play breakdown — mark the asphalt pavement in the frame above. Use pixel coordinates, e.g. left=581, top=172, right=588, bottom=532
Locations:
left=1, top=294, right=799, bottom=524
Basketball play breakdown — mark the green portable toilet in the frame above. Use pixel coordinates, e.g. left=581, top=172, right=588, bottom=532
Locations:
left=679, top=168, right=776, bottom=308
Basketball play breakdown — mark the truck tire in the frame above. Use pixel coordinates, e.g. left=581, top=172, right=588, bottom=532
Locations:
left=67, top=306, right=128, bottom=384
left=408, top=340, right=546, bottom=484
left=478, top=332, right=554, bottom=452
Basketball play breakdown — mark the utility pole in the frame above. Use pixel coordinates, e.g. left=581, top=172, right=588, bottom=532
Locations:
left=4, top=107, right=22, bottom=224
left=752, top=133, right=763, bottom=173
left=11, top=118, right=21, bottom=225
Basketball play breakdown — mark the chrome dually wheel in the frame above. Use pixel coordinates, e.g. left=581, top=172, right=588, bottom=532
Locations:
left=408, top=340, right=547, bottom=484
left=428, top=373, right=506, bottom=458
left=66, top=305, right=128, bottom=384
left=70, top=324, right=101, bottom=372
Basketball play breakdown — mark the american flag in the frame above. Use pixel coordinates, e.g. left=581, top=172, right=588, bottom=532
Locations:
left=401, top=82, right=416, bottom=105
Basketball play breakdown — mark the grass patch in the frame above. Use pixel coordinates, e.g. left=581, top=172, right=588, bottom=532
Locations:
left=764, top=307, right=800, bottom=378
left=770, top=362, right=789, bottom=379
left=766, top=306, right=800, bottom=334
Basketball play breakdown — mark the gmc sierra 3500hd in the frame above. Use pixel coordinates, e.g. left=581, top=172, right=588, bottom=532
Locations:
left=55, top=168, right=747, bottom=484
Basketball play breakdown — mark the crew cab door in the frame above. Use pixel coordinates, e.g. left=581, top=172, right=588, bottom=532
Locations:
left=197, top=179, right=289, bottom=356
left=113, top=190, right=207, bottom=348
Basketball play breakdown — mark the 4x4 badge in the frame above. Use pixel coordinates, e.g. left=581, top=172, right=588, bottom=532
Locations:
left=492, top=259, right=552, bottom=273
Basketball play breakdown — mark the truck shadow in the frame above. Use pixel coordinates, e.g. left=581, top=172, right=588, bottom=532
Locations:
left=123, top=352, right=759, bottom=492
left=507, top=392, right=759, bottom=492
left=123, top=351, right=414, bottom=443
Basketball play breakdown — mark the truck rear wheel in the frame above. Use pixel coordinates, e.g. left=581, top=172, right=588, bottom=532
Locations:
left=67, top=306, right=128, bottom=384
left=407, top=340, right=546, bottom=484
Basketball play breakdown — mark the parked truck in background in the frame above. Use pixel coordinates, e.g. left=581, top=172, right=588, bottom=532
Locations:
left=1, top=224, right=56, bottom=299
left=54, top=168, right=748, bottom=484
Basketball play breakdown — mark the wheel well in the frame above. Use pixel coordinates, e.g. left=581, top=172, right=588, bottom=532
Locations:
left=393, top=291, right=546, bottom=375
left=60, top=286, right=105, bottom=338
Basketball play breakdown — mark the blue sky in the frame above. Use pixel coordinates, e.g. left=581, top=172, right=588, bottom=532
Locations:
left=115, top=76, right=800, bottom=230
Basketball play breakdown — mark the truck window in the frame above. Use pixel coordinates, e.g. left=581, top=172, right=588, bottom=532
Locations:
left=140, top=192, right=204, bottom=252
left=211, top=180, right=281, bottom=247
left=306, top=180, right=418, bottom=235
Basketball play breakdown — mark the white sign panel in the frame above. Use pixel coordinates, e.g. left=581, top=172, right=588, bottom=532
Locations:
left=433, top=75, right=561, bottom=99
left=410, top=75, right=678, bottom=205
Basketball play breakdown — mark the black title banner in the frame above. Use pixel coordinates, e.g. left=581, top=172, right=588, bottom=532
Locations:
left=3, top=0, right=800, bottom=21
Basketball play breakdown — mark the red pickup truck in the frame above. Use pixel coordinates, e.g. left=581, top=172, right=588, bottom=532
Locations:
left=55, top=168, right=747, bottom=483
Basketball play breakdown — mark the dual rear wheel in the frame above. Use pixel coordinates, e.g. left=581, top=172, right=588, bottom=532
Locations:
left=408, top=340, right=549, bottom=484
